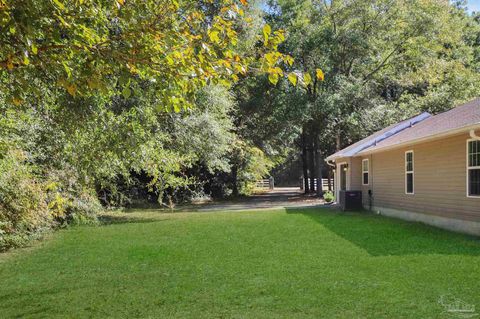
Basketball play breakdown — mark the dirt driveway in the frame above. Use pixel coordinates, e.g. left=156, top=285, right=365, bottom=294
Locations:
left=194, top=187, right=325, bottom=212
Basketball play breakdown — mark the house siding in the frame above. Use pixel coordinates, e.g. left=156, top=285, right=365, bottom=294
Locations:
left=350, top=157, right=363, bottom=190
left=348, top=132, right=480, bottom=222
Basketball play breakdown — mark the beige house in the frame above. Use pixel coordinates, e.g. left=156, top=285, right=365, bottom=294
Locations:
left=326, top=99, right=480, bottom=236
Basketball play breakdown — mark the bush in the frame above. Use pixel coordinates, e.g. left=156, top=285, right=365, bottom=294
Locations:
left=45, top=169, right=101, bottom=227
left=0, top=150, right=52, bottom=251
left=0, top=151, right=102, bottom=251
left=323, top=191, right=335, bottom=203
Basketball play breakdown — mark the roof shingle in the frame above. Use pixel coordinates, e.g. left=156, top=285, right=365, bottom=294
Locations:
left=327, top=98, right=480, bottom=160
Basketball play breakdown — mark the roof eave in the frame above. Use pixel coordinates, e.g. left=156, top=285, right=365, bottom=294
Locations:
left=326, top=153, right=349, bottom=161
left=325, top=155, right=342, bottom=161
left=357, top=123, right=480, bottom=156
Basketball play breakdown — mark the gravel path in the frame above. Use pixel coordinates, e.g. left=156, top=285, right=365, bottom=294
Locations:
left=194, top=187, right=326, bottom=212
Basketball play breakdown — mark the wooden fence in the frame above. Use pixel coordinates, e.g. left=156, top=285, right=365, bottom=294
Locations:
left=256, top=178, right=274, bottom=190
left=300, top=178, right=334, bottom=192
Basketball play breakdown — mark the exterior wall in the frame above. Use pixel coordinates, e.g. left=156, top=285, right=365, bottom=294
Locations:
left=359, top=132, right=480, bottom=223
left=334, top=157, right=353, bottom=199
left=349, top=157, right=363, bottom=190
left=333, top=157, right=366, bottom=205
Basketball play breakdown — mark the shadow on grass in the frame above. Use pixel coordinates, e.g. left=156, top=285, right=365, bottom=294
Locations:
left=286, top=208, right=480, bottom=257
left=123, top=203, right=214, bottom=213
left=98, top=214, right=169, bottom=225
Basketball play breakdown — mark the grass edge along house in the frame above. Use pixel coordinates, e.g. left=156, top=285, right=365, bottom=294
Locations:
left=326, top=98, right=480, bottom=236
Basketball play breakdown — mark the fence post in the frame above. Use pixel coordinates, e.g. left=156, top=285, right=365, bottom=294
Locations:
left=269, top=176, right=274, bottom=190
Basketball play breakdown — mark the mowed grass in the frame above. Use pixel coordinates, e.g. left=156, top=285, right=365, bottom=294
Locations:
left=1, top=208, right=480, bottom=318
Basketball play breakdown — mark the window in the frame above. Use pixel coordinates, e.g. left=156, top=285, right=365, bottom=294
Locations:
left=362, top=159, right=369, bottom=185
left=405, top=151, right=414, bottom=194
left=468, top=140, right=480, bottom=197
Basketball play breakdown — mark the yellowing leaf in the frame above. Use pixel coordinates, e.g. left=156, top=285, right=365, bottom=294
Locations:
left=264, top=52, right=278, bottom=66
left=12, top=97, right=22, bottom=106
left=6, top=59, right=14, bottom=70
left=240, top=0, right=248, bottom=5
left=284, top=55, right=294, bottom=66
left=288, top=72, right=297, bottom=86
left=263, top=24, right=271, bottom=45
left=274, top=30, right=285, bottom=42
left=273, top=67, right=283, bottom=76
left=53, top=0, right=65, bottom=10
left=31, top=43, right=38, bottom=55
left=316, top=68, right=324, bottom=81
left=208, top=30, right=220, bottom=43
left=268, top=73, right=279, bottom=85
left=304, top=73, right=312, bottom=86
left=117, top=0, right=125, bottom=5
left=67, top=84, right=77, bottom=96
left=263, top=24, right=272, bottom=36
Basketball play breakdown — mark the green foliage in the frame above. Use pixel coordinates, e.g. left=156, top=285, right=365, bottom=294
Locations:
left=0, top=150, right=51, bottom=251
left=323, top=190, right=335, bottom=203
left=230, top=140, right=275, bottom=195
left=0, top=0, right=301, bottom=251
left=0, top=0, right=293, bottom=110
left=0, top=0, right=294, bottom=213
left=0, top=147, right=103, bottom=251
left=45, top=169, right=102, bottom=226
left=268, top=0, right=480, bottom=155
left=173, top=85, right=236, bottom=173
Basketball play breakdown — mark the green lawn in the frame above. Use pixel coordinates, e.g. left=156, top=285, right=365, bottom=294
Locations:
left=1, top=208, right=480, bottom=318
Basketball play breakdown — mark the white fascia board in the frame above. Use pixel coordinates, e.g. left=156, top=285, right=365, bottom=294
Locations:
left=357, top=123, right=480, bottom=156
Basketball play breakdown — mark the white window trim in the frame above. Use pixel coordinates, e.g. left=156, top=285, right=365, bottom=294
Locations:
left=405, top=150, right=414, bottom=195
left=466, top=139, right=480, bottom=198
left=362, top=159, right=369, bottom=185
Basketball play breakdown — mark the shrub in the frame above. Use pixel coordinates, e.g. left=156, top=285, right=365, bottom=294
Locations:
left=323, top=191, right=335, bottom=203
left=65, top=190, right=102, bottom=226
left=45, top=169, right=101, bottom=227
left=0, top=151, right=102, bottom=251
left=0, top=150, right=51, bottom=251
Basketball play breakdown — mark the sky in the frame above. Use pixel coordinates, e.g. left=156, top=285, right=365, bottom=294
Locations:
left=468, top=0, right=480, bottom=12
left=261, top=1, right=480, bottom=13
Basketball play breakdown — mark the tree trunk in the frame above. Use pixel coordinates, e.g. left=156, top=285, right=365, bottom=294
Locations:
left=301, top=128, right=310, bottom=194
left=336, top=129, right=342, bottom=151
left=309, top=138, right=316, bottom=193
left=315, top=139, right=323, bottom=197
left=231, top=164, right=239, bottom=196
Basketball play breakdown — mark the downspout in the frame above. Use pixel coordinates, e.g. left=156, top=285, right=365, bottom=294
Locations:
left=326, top=159, right=336, bottom=168
left=368, top=154, right=373, bottom=211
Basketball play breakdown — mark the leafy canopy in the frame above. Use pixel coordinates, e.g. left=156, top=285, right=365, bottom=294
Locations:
left=0, top=0, right=304, bottom=110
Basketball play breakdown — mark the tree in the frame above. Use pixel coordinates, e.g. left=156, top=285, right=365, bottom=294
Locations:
left=0, top=0, right=306, bottom=250
left=0, top=0, right=291, bottom=111
left=266, top=0, right=480, bottom=193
